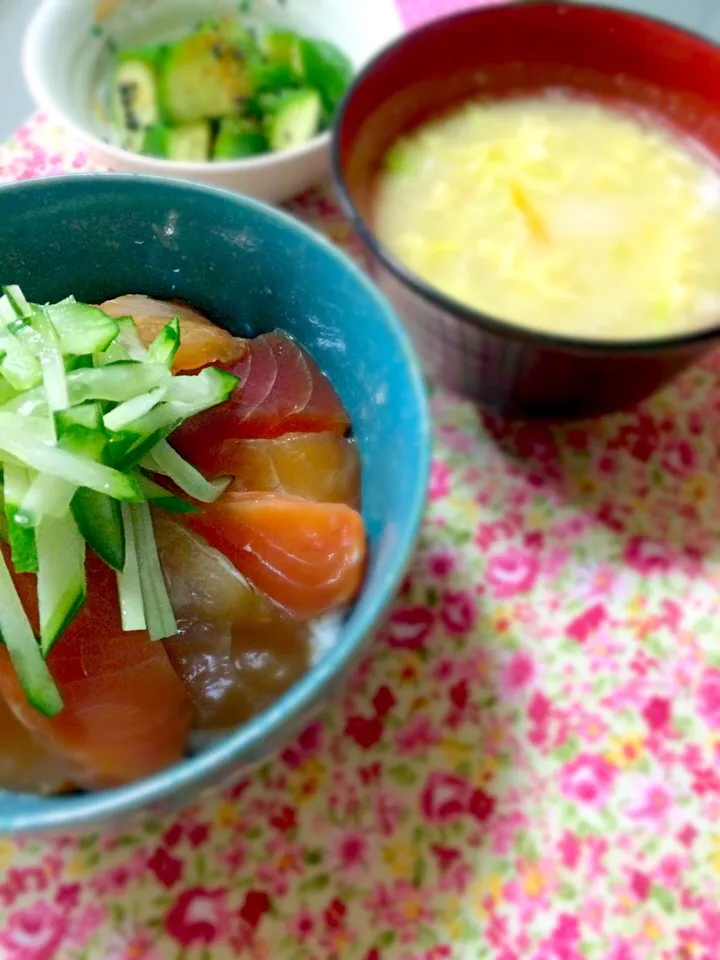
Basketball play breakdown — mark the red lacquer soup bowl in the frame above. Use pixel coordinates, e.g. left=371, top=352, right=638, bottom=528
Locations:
left=333, top=2, right=720, bottom=419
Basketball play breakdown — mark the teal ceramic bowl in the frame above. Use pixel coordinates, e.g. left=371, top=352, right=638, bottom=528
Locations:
left=0, top=175, right=430, bottom=835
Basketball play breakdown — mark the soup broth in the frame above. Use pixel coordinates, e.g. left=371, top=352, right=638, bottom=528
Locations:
left=375, top=95, right=720, bottom=340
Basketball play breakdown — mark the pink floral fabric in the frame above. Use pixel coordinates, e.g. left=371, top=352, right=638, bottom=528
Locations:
left=3, top=4, right=720, bottom=957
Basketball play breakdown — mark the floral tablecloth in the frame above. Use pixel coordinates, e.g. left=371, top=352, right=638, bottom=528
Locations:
left=3, top=2, right=720, bottom=958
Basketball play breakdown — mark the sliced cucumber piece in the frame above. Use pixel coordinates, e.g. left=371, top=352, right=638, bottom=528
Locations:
left=17, top=473, right=76, bottom=527
left=0, top=334, right=42, bottom=392
left=143, top=439, right=231, bottom=503
left=103, top=386, right=167, bottom=432
left=3, top=362, right=171, bottom=418
left=213, top=117, right=269, bottom=160
left=0, top=414, right=143, bottom=503
left=136, top=474, right=199, bottom=514
left=249, top=61, right=299, bottom=96
left=111, top=55, right=162, bottom=151
left=266, top=88, right=322, bottom=152
left=159, top=27, right=253, bottom=124
left=55, top=402, right=108, bottom=461
left=116, top=367, right=239, bottom=451
left=128, top=501, right=177, bottom=640
left=72, top=488, right=125, bottom=572
left=46, top=301, right=120, bottom=356
left=117, top=503, right=146, bottom=631
left=36, top=512, right=86, bottom=656
left=293, top=37, right=353, bottom=115
left=147, top=317, right=180, bottom=369
left=260, top=29, right=300, bottom=67
left=0, top=548, right=62, bottom=717
left=142, top=122, right=212, bottom=162
left=28, top=306, right=70, bottom=421
left=117, top=317, right=148, bottom=359
left=4, top=464, right=38, bottom=573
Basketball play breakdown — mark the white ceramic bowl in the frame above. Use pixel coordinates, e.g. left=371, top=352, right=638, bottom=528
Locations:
left=22, top=0, right=403, bottom=204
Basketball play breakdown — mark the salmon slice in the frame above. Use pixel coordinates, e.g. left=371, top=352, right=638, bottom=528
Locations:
left=187, top=492, right=366, bottom=620
left=0, top=548, right=191, bottom=791
left=0, top=691, right=74, bottom=795
left=172, top=331, right=351, bottom=454
left=155, top=515, right=310, bottom=729
left=189, top=433, right=362, bottom=507
left=100, top=294, right=246, bottom=372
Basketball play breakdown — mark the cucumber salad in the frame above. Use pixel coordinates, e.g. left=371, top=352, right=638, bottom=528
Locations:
left=0, top=286, right=238, bottom=716
left=108, top=18, right=353, bottom=162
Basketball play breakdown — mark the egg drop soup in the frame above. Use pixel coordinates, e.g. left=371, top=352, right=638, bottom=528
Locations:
left=375, top=95, right=720, bottom=341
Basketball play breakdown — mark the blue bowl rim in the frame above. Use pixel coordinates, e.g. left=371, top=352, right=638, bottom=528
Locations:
left=0, top=173, right=432, bottom=835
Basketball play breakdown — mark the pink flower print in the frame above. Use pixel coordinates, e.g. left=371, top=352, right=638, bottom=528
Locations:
left=661, top=437, right=697, bottom=478
left=420, top=772, right=471, bottom=823
left=628, top=782, right=672, bottom=823
left=440, top=589, right=477, bottom=634
left=559, top=754, right=616, bottom=806
left=239, top=890, right=272, bottom=930
left=165, top=888, right=229, bottom=948
left=281, top=721, right=324, bottom=768
left=427, top=549, right=455, bottom=578
left=420, top=772, right=494, bottom=825
left=643, top=696, right=671, bottom=732
left=566, top=604, right=607, bottom=643
left=698, top=667, right=720, bottom=730
left=558, top=831, right=581, bottom=869
left=623, top=536, right=674, bottom=574
left=429, top=459, right=452, bottom=500
left=121, top=930, right=155, bottom=960
left=219, top=841, right=247, bottom=875
left=287, top=907, right=314, bottom=943
left=501, top=652, right=535, bottom=694
left=386, top=606, right=435, bottom=650
left=630, top=871, right=651, bottom=901
left=395, top=713, right=439, bottom=755
left=486, top=547, right=540, bottom=598
left=375, top=790, right=405, bottom=835
left=67, top=905, right=107, bottom=951
left=148, top=847, right=184, bottom=889
left=334, top=830, right=367, bottom=871
left=0, top=902, right=67, bottom=960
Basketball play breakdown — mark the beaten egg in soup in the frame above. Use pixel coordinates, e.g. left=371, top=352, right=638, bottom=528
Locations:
left=375, top=95, right=720, bottom=340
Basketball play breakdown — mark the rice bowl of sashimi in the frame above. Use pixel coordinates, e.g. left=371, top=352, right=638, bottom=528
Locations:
left=0, top=174, right=430, bottom=834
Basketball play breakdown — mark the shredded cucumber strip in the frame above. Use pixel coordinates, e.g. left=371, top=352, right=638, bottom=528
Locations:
left=117, top=503, right=146, bottom=631
left=0, top=286, right=246, bottom=709
left=2, top=361, right=171, bottom=418
left=30, top=307, right=70, bottom=426
left=17, top=473, right=77, bottom=527
left=36, top=512, right=86, bottom=656
left=144, top=440, right=231, bottom=503
left=147, top=317, right=180, bottom=369
left=128, top=501, right=176, bottom=640
left=103, top=386, right=167, bottom=432
left=0, top=548, right=63, bottom=716
left=4, top=464, right=38, bottom=573
left=0, top=414, right=143, bottom=502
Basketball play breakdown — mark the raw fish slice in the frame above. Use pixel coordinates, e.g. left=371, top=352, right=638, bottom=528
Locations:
left=0, top=692, right=74, bottom=795
left=155, top=515, right=310, bottom=729
left=0, top=549, right=191, bottom=791
left=100, top=294, right=246, bottom=372
left=187, top=492, right=366, bottom=619
left=172, top=331, right=351, bottom=454
left=195, top=433, right=362, bottom=507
